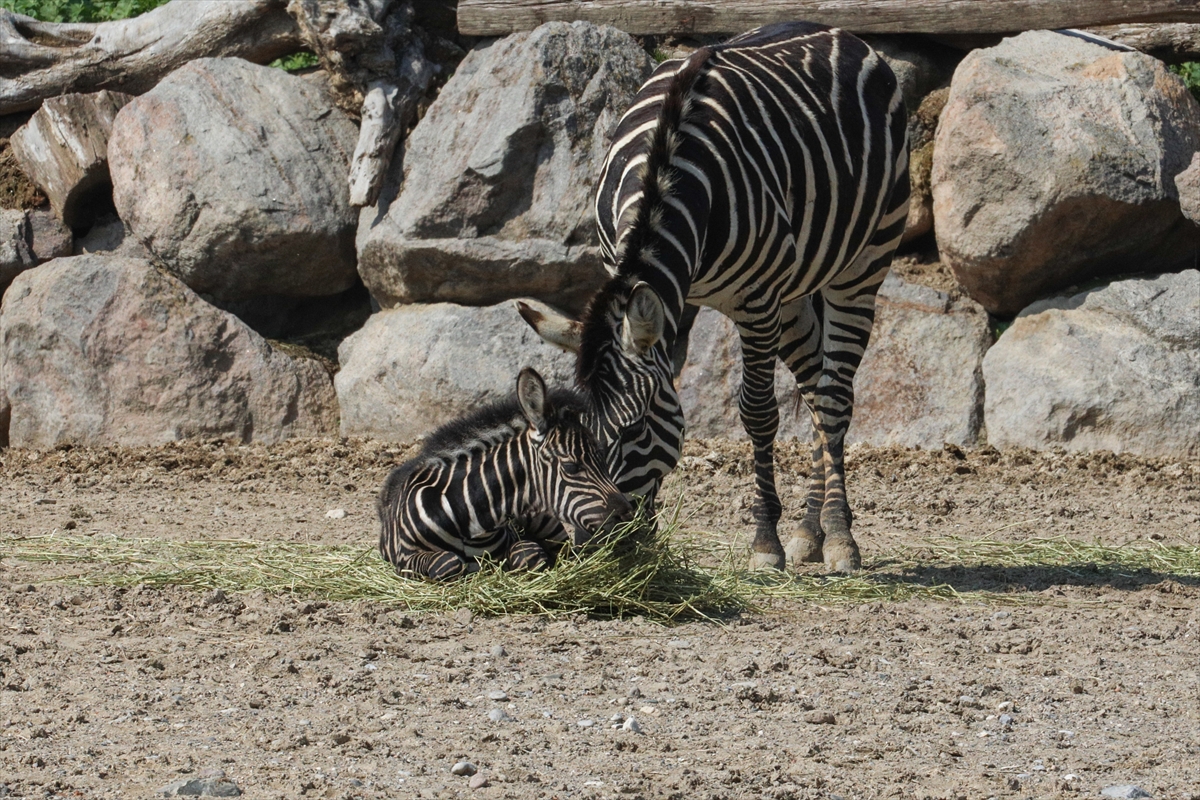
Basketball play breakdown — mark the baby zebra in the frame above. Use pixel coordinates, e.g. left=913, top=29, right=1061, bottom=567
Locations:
left=377, top=367, right=634, bottom=581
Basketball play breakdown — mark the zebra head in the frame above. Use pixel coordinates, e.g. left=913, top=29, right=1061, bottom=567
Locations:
left=515, top=367, right=635, bottom=545
left=517, top=279, right=684, bottom=504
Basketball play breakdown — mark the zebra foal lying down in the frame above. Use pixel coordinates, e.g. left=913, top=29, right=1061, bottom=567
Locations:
left=377, top=367, right=634, bottom=581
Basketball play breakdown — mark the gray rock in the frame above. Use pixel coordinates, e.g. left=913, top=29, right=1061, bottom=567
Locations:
left=1175, top=150, right=1200, bottom=225
left=0, top=254, right=339, bottom=449
left=468, top=773, right=489, bottom=789
left=983, top=270, right=1199, bottom=459
left=678, top=272, right=990, bottom=448
left=357, top=22, right=653, bottom=313
left=0, top=208, right=35, bottom=290
left=25, top=208, right=72, bottom=264
left=622, top=716, right=642, bottom=733
left=487, top=708, right=511, bottom=723
left=8, top=90, right=132, bottom=229
left=1102, top=787, right=1152, bottom=800
left=450, top=761, right=477, bottom=776
left=487, top=690, right=508, bottom=701
left=157, top=768, right=241, bottom=797
left=109, top=58, right=360, bottom=301
left=335, top=301, right=574, bottom=441
left=932, top=31, right=1200, bottom=315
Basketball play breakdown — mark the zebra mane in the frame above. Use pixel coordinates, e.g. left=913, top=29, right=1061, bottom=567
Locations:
left=613, top=46, right=713, bottom=274
left=416, top=388, right=588, bottom=464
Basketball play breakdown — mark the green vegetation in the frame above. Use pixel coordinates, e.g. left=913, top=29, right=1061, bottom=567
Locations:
left=0, top=0, right=169, bottom=22
left=6, top=511, right=1198, bottom=623
left=1170, top=62, right=1200, bottom=104
left=269, top=51, right=321, bottom=72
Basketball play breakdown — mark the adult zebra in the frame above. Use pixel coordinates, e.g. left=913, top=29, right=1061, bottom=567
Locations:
left=518, top=22, right=909, bottom=572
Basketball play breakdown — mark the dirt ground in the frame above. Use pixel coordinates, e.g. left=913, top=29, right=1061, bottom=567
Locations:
left=1, top=438, right=1198, bottom=800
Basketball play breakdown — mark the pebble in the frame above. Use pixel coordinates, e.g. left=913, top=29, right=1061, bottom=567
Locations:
left=999, top=713, right=1014, bottom=727
left=487, top=690, right=508, bottom=702
left=487, top=709, right=511, bottom=723
left=468, top=773, right=489, bottom=789
left=454, top=608, right=475, bottom=626
left=666, top=638, right=692, bottom=648
left=1102, top=787, right=1152, bottom=800
left=33, top=497, right=56, bottom=505
left=622, top=717, right=642, bottom=734
left=325, top=508, right=348, bottom=519
left=490, top=644, right=506, bottom=659
left=451, top=761, right=477, bottom=777
left=803, top=711, right=837, bottom=725
left=577, top=719, right=595, bottom=728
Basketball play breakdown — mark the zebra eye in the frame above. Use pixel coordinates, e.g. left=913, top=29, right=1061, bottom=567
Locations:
left=562, top=461, right=582, bottom=475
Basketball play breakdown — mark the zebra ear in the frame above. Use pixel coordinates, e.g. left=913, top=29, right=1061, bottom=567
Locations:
left=516, top=300, right=582, bottom=354
left=621, top=282, right=665, bottom=357
left=516, top=367, right=550, bottom=434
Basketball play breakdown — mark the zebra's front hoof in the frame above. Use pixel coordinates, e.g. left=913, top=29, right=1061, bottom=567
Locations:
left=784, top=533, right=822, bottom=566
left=427, top=552, right=468, bottom=581
left=506, top=540, right=549, bottom=572
left=748, top=550, right=786, bottom=571
left=822, top=538, right=861, bottom=573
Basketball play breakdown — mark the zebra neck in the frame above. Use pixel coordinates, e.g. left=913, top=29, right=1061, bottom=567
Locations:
left=474, top=436, right=536, bottom=530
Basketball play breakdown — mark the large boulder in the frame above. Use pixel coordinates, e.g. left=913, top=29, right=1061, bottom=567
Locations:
left=336, top=301, right=575, bottom=441
left=0, top=254, right=339, bottom=449
left=932, top=31, right=1200, bottom=316
left=983, top=270, right=1200, bottom=459
left=357, top=22, right=653, bottom=314
left=678, top=273, right=990, bottom=448
left=108, top=58, right=360, bottom=301
left=8, top=91, right=131, bottom=230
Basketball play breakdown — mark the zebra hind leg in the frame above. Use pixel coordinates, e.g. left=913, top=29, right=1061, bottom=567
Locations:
left=778, top=296, right=826, bottom=566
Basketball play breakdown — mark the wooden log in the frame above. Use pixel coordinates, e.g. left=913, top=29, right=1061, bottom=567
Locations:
left=0, top=0, right=303, bottom=116
left=457, top=0, right=1200, bottom=37
left=1084, top=22, right=1200, bottom=62
left=9, top=91, right=132, bottom=229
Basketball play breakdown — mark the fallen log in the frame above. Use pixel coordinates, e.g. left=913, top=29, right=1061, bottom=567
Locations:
left=1084, top=22, right=1200, bottom=62
left=456, top=0, right=1200, bottom=37
left=0, top=0, right=303, bottom=115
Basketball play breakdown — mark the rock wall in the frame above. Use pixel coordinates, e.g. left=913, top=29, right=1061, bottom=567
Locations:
left=1, top=21, right=1196, bottom=459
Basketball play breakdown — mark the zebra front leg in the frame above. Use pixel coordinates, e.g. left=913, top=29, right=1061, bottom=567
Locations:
left=396, top=550, right=469, bottom=581
left=505, top=539, right=550, bottom=572
left=778, top=295, right=826, bottom=566
left=736, top=315, right=786, bottom=570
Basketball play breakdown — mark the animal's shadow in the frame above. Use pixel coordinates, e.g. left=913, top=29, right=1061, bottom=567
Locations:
left=864, top=560, right=1199, bottom=594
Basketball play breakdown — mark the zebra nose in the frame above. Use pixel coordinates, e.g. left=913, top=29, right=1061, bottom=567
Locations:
left=606, top=492, right=634, bottom=524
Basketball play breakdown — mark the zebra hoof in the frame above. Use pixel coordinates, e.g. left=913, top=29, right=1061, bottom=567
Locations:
left=427, top=552, right=468, bottom=581
left=822, top=538, right=861, bottom=573
left=748, top=550, right=785, bottom=571
left=784, top=534, right=822, bottom=566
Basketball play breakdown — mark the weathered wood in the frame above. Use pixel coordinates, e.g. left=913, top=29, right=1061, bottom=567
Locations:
left=288, top=0, right=434, bottom=207
left=1085, top=22, right=1200, bottom=62
left=457, top=0, right=1200, bottom=36
left=9, top=91, right=132, bottom=229
left=0, top=0, right=303, bottom=116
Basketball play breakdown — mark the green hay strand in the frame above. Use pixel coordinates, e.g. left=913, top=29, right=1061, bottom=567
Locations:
left=4, top=524, right=1197, bottom=622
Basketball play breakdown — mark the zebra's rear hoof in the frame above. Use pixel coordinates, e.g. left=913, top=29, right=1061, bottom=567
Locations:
left=784, top=533, right=822, bottom=566
left=822, top=538, right=861, bottom=573
left=748, top=550, right=786, bottom=571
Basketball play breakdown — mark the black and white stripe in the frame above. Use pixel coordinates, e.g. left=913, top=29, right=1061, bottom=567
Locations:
left=521, top=22, right=909, bottom=572
left=377, top=368, right=633, bottom=581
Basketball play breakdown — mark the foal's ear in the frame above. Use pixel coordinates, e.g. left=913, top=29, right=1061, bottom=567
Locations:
left=516, top=367, right=550, bottom=434
left=516, top=300, right=582, bottom=354
left=621, top=282, right=665, bottom=357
